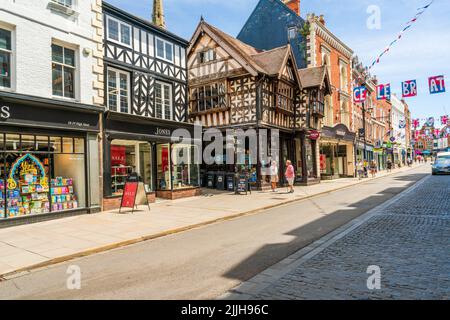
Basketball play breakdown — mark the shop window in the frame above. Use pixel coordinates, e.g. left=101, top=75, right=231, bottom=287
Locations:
left=5, top=134, right=19, bottom=151
left=63, top=137, right=74, bottom=153
left=155, top=81, right=172, bottom=120
left=74, top=138, right=84, bottom=154
left=110, top=140, right=153, bottom=195
left=1, top=133, right=85, bottom=219
left=0, top=28, right=12, bottom=89
left=52, top=44, right=76, bottom=99
left=107, top=68, right=130, bottom=114
left=157, top=144, right=171, bottom=190
left=171, top=144, right=200, bottom=190
left=50, top=136, right=62, bottom=153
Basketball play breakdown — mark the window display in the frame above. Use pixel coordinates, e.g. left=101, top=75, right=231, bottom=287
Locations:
left=0, top=133, right=85, bottom=219
left=157, top=144, right=171, bottom=190
left=110, top=140, right=152, bottom=195
left=171, top=144, right=200, bottom=189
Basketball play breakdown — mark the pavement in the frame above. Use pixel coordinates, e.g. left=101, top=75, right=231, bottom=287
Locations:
left=0, top=165, right=430, bottom=299
left=0, top=164, right=424, bottom=279
left=224, top=170, right=450, bottom=300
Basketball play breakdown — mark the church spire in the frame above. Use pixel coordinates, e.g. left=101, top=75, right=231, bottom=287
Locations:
left=152, top=0, right=166, bottom=29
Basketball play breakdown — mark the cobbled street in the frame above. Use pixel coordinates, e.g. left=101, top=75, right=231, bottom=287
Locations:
left=246, top=175, right=450, bottom=300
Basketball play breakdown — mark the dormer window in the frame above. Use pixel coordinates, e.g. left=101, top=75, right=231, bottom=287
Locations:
left=287, top=27, right=296, bottom=40
left=199, top=49, right=216, bottom=64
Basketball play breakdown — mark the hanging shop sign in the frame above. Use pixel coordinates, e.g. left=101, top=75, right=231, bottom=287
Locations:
left=309, top=130, right=320, bottom=140
left=236, top=174, right=249, bottom=195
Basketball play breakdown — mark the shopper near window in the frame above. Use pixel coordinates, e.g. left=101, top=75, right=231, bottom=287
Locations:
left=270, top=161, right=279, bottom=192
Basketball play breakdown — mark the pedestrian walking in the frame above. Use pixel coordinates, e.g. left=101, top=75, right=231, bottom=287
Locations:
left=387, top=159, right=392, bottom=172
left=270, top=160, right=279, bottom=192
left=369, top=160, right=377, bottom=178
left=285, top=160, right=295, bottom=193
left=357, top=160, right=364, bottom=180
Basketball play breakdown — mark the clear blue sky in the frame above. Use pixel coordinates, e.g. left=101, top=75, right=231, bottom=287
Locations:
left=106, top=0, right=450, bottom=127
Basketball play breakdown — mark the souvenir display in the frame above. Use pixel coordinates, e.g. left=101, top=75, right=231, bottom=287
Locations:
left=50, top=177, right=78, bottom=211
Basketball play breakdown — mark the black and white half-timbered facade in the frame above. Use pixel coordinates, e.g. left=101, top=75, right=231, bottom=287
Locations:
left=188, top=20, right=324, bottom=188
left=102, top=3, right=200, bottom=208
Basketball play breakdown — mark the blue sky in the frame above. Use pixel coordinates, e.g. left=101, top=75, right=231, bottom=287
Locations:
left=107, top=0, right=450, bottom=127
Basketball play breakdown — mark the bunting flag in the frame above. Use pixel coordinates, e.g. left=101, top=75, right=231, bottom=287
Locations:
left=353, top=86, right=367, bottom=103
left=441, top=115, right=449, bottom=125
left=429, top=75, right=446, bottom=94
left=368, top=0, right=435, bottom=71
left=413, top=119, right=420, bottom=128
left=426, top=117, right=435, bottom=127
left=434, top=129, right=440, bottom=137
left=399, top=120, right=407, bottom=129
left=402, top=80, right=418, bottom=98
left=376, top=83, right=391, bottom=100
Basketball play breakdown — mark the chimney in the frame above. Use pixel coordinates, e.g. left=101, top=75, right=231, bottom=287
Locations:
left=319, top=14, right=325, bottom=25
left=283, top=0, right=300, bottom=16
left=152, top=0, right=166, bottom=29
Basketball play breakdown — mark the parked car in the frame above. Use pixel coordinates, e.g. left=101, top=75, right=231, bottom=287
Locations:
left=432, top=157, right=450, bottom=175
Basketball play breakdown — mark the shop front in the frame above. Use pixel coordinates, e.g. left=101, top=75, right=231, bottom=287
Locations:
left=294, top=130, right=320, bottom=185
left=103, top=112, right=201, bottom=210
left=0, top=92, right=102, bottom=226
left=319, top=124, right=356, bottom=180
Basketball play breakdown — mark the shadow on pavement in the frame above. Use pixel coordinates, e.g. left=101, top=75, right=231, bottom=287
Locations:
left=222, top=172, right=429, bottom=283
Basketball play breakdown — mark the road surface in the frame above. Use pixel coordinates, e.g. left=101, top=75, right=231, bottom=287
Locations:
left=0, top=166, right=430, bottom=299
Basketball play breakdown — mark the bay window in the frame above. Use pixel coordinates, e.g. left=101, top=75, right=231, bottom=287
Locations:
left=52, top=44, right=75, bottom=99
left=155, top=81, right=172, bottom=120
left=0, top=28, right=12, bottom=89
left=107, top=68, right=130, bottom=113
left=190, top=83, right=226, bottom=113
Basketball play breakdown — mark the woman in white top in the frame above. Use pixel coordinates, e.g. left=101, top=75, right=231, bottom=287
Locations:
left=270, top=161, right=279, bottom=192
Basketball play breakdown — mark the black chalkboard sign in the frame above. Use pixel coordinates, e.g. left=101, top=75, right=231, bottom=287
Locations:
left=236, top=175, right=249, bottom=195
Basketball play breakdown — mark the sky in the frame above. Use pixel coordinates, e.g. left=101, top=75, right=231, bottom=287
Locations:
left=106, top=0, right=450, bottom=128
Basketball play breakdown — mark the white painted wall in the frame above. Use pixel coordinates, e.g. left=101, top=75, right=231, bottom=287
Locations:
left=391, top=94, right=407, bottom=150
left=0, top=0, right=97, bottom=104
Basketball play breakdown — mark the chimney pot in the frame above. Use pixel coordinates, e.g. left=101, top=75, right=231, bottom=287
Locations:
left=283, top=0, right=301, bottom=16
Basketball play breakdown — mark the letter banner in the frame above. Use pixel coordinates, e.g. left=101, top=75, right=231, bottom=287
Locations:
left=402, top=80, right=418, bottom=98
left=376, top=83, right=391, bottom=100
left=429, top=75, right=445, bottom=94
left=399, top=120, right=406, bottom=129
left=353, top=86, right=367, bottom=103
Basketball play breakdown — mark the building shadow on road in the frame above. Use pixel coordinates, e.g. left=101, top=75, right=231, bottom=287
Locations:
left=222, top=173, right=429, bottom=284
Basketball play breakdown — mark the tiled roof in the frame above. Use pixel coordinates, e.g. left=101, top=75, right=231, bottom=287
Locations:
left=298, top=66, right=328, bottom=88
left=251, top=46, right=290, bottom=76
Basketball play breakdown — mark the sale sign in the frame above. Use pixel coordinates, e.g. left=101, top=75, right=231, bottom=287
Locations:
left=353, top=86, right=367, bottom=103
left=376, top=83, right=391, bottom=100
left=402, top=80, right=417, bottom=98
left=120, top=182, right=139, bottom=211
left=429, top=75, right=445, bottom=94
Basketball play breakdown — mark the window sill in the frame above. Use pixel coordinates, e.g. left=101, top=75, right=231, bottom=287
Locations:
left=48, top=1, right=80, bottom=17
left=189, top=106, right=230, bottom=117
left=52, top=95, right=78, bottom=103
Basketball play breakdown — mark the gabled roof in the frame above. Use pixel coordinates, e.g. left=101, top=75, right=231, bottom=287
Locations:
left=298, top=66, right=332, bottom=94
left=189, top=19, right=302, bottom=86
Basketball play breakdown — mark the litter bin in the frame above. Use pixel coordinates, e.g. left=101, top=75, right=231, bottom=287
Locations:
left=226, top=173, right=235, bottom=191
left=215, top=171, right=225, bottom=190
left=206, top=172, right=215, bottom=188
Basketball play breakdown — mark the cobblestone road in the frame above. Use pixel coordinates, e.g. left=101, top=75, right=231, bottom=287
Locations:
left=241, top=175, right=450, bottom=300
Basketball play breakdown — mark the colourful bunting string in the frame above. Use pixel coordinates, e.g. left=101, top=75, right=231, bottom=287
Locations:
left=368, top=0, right=435, bottom=71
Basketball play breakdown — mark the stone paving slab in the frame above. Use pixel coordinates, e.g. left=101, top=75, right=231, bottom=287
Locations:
left=223, top=174, right=450, bottom=300
left=0, top=165, right=421, bottom=277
